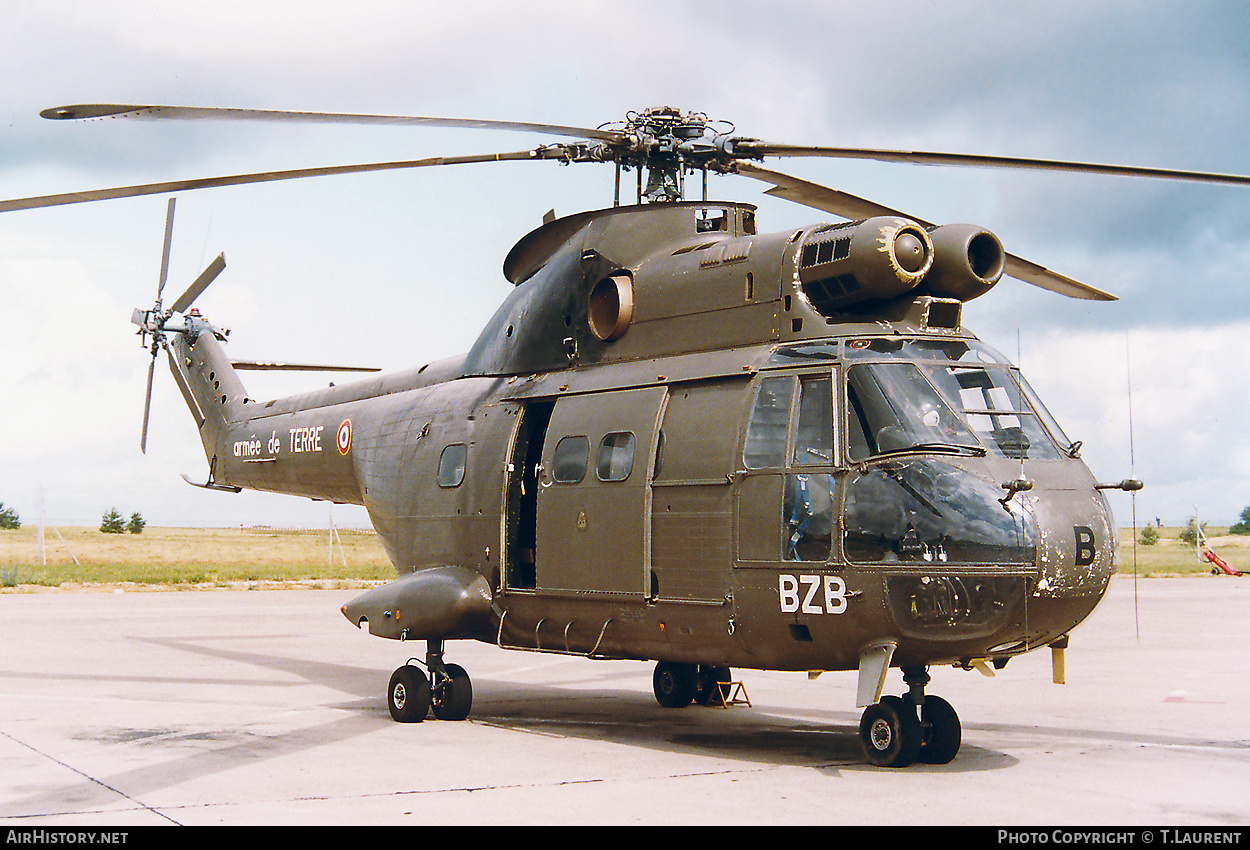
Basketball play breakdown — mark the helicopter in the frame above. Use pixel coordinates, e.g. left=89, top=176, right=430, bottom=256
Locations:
left=6, top=104, right=1249, bottom=768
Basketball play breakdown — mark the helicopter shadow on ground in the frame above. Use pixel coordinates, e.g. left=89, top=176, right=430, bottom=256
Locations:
left=129, top=636, right=1018, bottom=779
left=459, top=677, right=1019, bottom=775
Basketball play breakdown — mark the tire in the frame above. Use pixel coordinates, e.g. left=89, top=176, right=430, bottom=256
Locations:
left=917, top=695, right=961, bottom=764
left=653, top=661, right=698, bottom=708
left=694, top=665, right=732, bottom=706
left=859, top=695, right=922, bottom=767
left=388, top=665, right=431, bottom=723
left=431, top=663, right=473, bottom=721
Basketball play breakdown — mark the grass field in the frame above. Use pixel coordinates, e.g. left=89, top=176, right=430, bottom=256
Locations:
left=1115, top=526, right=1250, bottom=577
left=1, top=524, right=1245, bottom=590
left=0, top=525, right=396, bottom=589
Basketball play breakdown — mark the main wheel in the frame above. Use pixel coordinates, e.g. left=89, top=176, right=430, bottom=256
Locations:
left=653, top=661, right=698, bottom=708
left=388, top=665, right=431, bottom=723
left=859, top=695, right=922, bottom=767
left=917, top=694, right=961, bottom=764
left=694, top=665, right=732, bottom=706
left=431, top=663, right=473, bottom=721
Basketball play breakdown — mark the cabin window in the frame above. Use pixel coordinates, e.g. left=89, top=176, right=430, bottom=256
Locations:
left=437, top=443, right=467, bottom=488
left=744, top=376, right=793, bottom=469
left=552, top=436, right=589, bottom=483
left=597, top=432, right=636, bottom=481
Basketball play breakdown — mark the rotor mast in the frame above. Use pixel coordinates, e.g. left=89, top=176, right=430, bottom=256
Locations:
left=579, top=107, right=741, bottom=204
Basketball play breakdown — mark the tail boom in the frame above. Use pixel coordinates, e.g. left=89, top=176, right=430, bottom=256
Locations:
left=167, top=315, right=364, bottom=505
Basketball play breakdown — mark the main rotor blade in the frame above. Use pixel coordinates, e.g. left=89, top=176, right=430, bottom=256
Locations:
left=41, top=103, right=624, bottom=144
left=735, top=162, right=1117, bottom=302
left=156, top=197, right=175, bottom=302
left=230, top=361, right=381, bottom=372
left=170, top=253, right=226, bottom=315
left=0, top=148, right=562, bottom=213
left=739, top=142, right=1250, bottom=188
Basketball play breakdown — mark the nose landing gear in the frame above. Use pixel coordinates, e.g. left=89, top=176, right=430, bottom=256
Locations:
left=859, top=666, right=961, bottom=767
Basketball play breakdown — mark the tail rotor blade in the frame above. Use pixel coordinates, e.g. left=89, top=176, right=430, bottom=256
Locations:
left=169, top=253, right=226, bottom=315
left=140, top=353, right=156, bottom=454
left=156, top=197, right=175, bottom=303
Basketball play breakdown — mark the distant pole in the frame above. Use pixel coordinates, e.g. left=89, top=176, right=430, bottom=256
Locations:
left=328, top=505, right=346, bottom=568
left=37, top=487, right=46, bottom=566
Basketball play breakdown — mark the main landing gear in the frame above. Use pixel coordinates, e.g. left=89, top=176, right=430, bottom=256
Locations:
left=387, top=639, right=473, bottom=723
left=859, top=666, right=961, bottom=767
left=652, top=661, right=733, bottom=708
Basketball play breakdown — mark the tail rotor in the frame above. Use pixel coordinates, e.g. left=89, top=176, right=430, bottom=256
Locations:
left=130, top=197, right=226, bottom=452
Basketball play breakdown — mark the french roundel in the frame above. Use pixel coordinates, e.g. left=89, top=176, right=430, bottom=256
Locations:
left=337, top=419, right=352, bottom=455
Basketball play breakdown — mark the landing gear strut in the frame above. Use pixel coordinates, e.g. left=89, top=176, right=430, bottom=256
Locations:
left=858, top=666, right=961, bottom=767
left=387, top=639, right=473, bottom=723
left=652, top=661, right=732, bottom=708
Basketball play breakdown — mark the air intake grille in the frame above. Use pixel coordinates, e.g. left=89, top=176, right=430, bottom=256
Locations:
left=800, top=236, right=851, bottom=269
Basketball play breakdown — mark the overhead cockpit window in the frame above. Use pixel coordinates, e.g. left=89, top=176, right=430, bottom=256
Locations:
left=696, top=209, right=728, bottom=233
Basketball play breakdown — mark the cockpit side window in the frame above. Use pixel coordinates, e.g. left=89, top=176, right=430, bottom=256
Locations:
left=742, top=371, right=837, bottom=563
left=792, top=375, right=833, bottom=466
left=744, top=375, right=794, bottom=469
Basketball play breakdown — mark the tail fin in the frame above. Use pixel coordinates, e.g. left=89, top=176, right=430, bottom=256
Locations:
left=167, top=312, right=251, bottom=457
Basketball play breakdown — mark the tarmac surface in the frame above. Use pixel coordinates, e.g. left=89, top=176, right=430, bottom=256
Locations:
left=0, top=575, right=1247, bottom=826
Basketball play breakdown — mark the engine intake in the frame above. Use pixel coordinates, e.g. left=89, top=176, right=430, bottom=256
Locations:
left=797, top=216, right=934, bottom=315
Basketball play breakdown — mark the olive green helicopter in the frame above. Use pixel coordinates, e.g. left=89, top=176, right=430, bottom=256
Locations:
left=6, top=104, right=1249, bottom=767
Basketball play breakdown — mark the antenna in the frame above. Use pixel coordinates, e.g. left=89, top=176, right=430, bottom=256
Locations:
left=1126, top=330, right=1139, bottom=643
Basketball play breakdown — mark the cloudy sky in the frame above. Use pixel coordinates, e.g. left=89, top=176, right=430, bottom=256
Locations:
left=2, top=0, right=1248, bottom=537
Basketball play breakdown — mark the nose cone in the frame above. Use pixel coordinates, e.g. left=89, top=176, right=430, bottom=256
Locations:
left=1032, top=488, right=1116, bottom=600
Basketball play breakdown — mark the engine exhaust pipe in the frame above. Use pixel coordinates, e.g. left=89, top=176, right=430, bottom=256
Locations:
left=923, top=224, right=1005, bottom=302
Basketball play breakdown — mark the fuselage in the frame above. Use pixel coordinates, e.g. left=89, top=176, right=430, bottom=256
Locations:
left=169, top=200, right=1117, bottom=676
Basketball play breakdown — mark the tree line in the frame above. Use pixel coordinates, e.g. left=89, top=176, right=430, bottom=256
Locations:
left=0, top=502, right=147, bottom=534
left=99, top=508, right=146, bottom=535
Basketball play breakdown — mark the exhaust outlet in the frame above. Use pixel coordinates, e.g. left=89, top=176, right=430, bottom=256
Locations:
left=923, top=224, right=1005, bottom=302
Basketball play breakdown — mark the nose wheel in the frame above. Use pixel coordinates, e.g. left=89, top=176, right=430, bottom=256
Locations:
left=387, top=639, right=473, bottom=723
left=859, top=667, right=961, bottom=767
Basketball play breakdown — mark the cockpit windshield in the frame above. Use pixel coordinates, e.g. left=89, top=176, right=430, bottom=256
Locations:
left=921, top=363, right=1064, bottom=460
left=760, top=337, right=1074, bottom=464
left=847, top=362, right=984, bottom=461
left=843, top=341, right=1066, bottom=462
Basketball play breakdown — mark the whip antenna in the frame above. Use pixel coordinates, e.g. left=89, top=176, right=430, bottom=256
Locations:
left=1126, top=330, right=1139, bottom=642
